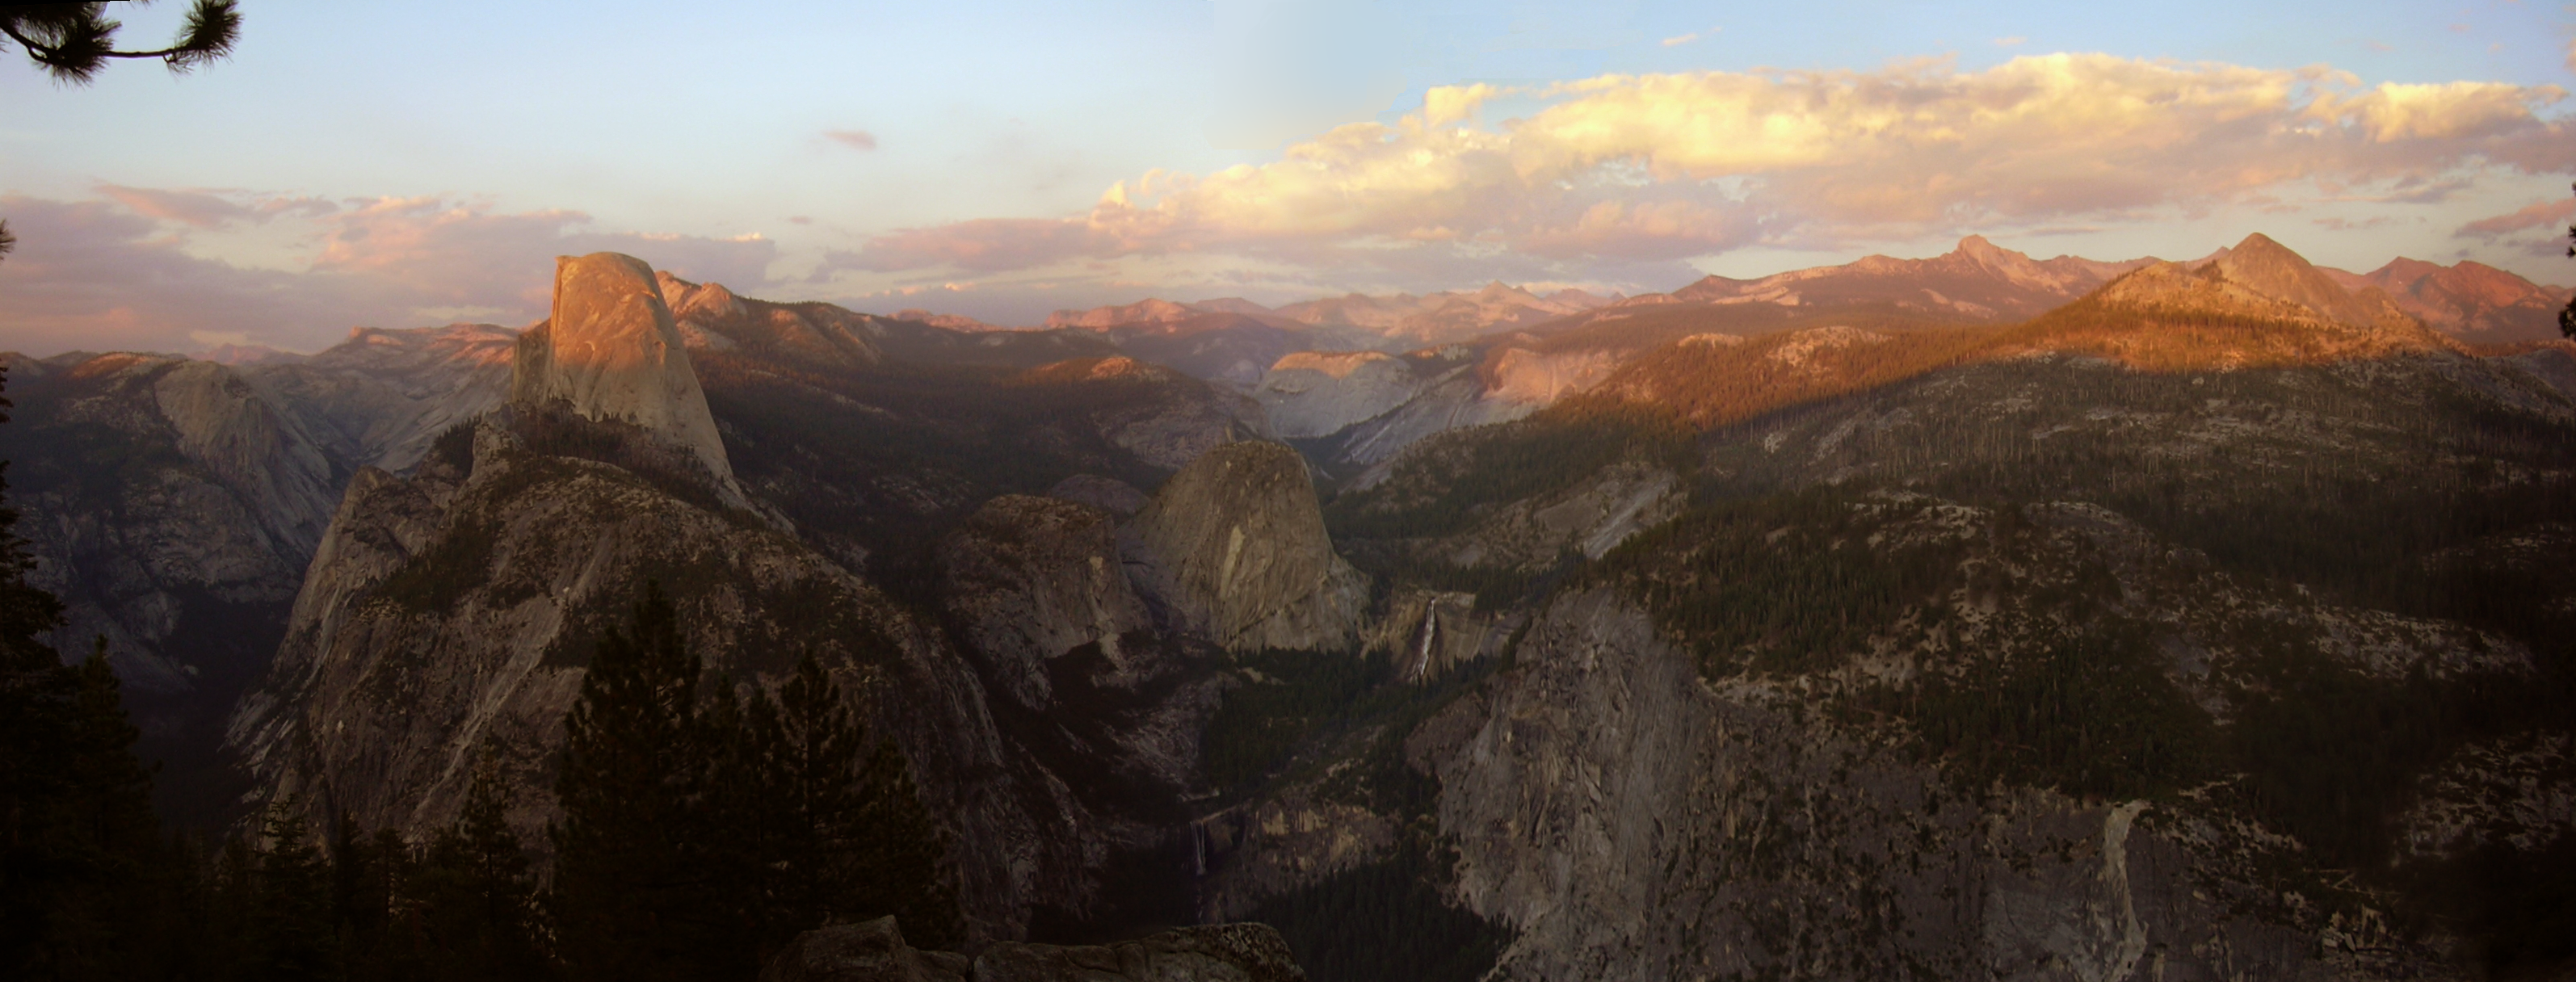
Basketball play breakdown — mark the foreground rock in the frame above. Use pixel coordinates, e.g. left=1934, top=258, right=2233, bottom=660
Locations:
left=760, top=917, right=1304, bottom=982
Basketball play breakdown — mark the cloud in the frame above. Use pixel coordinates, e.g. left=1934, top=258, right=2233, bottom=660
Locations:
left=835, top=54, right=2576, bottom=280
left=0, top=192, right=779, bottom=356
left=824, top=129, right=879, bottom=151
left=311, top=196, right=775, bottom=306
left=95, top=184, right=338, bottom=229
left=2455, top=196, right=2576, bottom=238
left=2312, top=215, right=2402, bottom=231
left=1662, top=26, right=1719, bottom=48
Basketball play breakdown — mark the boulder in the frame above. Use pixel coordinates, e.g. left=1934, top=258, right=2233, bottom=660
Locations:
left=759, top=917, right=969, bottom=982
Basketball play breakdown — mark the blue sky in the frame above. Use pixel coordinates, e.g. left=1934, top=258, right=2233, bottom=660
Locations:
left=4, top=0, right=2573, bottom=353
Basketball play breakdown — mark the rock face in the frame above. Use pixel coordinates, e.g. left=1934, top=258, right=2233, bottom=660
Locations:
left=0, top=352, right=342, bottom=697
left=1252, top=347, right=1542, bottom=481
left=226, top=418, right=1141, bottom=939
left=1431, top=458, right=1683, bottom=571
left=1410, top=590, right=2409, bottom=982
left=1253, top=351, right=1429, bottom=440
left=760, top=917, right=1305, bottom=982
left=1012, top=358, right=1271, bottom=471
left=1122, top=442, right=1367, bottom=653
left=250, top=324, right=517, bottom=472
left=939, top=495, right=1152, bottom=711
left=511, top=253, right=734, bottom=487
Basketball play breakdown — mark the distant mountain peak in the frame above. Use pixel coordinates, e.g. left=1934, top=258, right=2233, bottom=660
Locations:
left=510, top=252, right=738, bottom=491
left=2208, top=232, right=2381, bottom=327
left=2342, top=255, right=2574, bottom=342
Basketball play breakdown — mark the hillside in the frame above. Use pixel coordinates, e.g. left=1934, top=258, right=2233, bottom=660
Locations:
left=6, top=232, right=2574, bottom=981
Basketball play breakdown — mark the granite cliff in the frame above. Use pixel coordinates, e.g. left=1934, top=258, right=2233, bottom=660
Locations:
left=512, top=253, right=737, bottom=491
left=1122, top=442, right=1367, bottom=653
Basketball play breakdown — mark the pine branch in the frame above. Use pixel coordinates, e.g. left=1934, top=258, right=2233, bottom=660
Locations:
left=2, top=1, right=238, bottom=84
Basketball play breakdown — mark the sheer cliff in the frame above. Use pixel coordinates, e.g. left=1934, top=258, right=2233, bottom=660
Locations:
left=1123, top=441, right=1368, bottom=653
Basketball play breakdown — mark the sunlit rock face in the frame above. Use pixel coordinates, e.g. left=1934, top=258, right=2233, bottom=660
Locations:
left=1121, top=441, right=1366, bottom=653
left=510, top=253, right=735, bottom=488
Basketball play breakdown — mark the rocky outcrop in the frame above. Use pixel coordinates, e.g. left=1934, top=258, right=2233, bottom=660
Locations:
left=228, top=418, right=1127, bottom=941
left=1363, top=589, right=1519, bottom=684
left=1254, top=351, right=1430, bottom=440
left=939, top=495, right=1151, bottom=710
left=1013, top=358, right=1271, bottom=471
left=0, top=352, right=341, bottom=696
left=760, top=917, right=1304, bottom=982
left=1122, top=442, right=1367, bottom=653
left=250, top=324, right=517, bottom=472
left=511, top=253, right=735, bottom=488
left=1410, top=590, right=2433, bottom=981
left=1429, top=458, right=1683, bottom=571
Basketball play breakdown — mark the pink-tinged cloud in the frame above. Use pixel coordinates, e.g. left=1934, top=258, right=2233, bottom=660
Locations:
left=95, top=184, right=338, bottom=229
left=311, top=196, right=775, bottom=308
left=0, top=192, right=779, bottom=357
left=825, top=129, right=879, bottom=151
left=2456, top=197, right=2576, bottom=238
left=834, top=55, right=2576, bottom=278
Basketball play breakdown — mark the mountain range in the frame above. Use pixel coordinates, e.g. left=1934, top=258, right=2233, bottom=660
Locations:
left=4, top=230, right=2574, bottom=980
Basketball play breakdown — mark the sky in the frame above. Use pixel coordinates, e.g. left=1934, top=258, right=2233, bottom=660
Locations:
left=4, top=0, right=2575, bottom=355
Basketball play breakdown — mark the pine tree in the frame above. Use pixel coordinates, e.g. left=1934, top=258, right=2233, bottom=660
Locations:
left=738, top=653, right=864, bottom=956
left=0, top=373, right=74, bottom=975
left=248, top=797, right=338, bottom=981
left=327, top=815, right=400, bottom=981
left=0, top=368, right=177, bottom=980
left=740, top=648, right=961, bottom=956
left=548, top=582, right=727, bottom=982
left=410, top=753, right=543, bottom=981
left=851, top=731, right=963, bottom=951
left=2, top=2, right=242, bottom=84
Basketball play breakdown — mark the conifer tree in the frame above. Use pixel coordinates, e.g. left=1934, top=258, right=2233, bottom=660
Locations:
left=851, top=729, right=964, bottom=951
left=0, top=369, right=178, bottom=980
left=741, top=648, right=961, bottom=955
left=738, top=653, right=864, bottom=955
left=548, top=582, right=726, bottom=982
left=2, top=2, right=242, bottom=84
left=248, top=797, right=338, bottom=981
left=412, top=753, right=543, bottom=980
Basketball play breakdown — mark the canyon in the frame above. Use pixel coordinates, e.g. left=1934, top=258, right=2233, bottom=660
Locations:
left=2, top=234, right=2571, bottom=980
